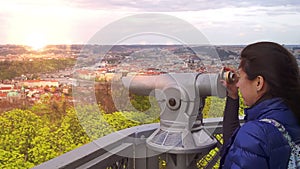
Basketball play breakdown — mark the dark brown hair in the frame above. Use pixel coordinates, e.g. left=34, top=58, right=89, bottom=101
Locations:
left=239, top=41, right=300, bottom=123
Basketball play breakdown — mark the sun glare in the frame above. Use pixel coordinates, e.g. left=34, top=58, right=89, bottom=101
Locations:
left=25, top=33, right=48, bottom=50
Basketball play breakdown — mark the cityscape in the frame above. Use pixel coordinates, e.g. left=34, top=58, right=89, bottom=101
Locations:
left=0, top=44, right=300, bottom=113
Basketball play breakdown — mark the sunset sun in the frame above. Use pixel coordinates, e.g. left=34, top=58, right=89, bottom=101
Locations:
left=25, top=32, right=48, bottom=50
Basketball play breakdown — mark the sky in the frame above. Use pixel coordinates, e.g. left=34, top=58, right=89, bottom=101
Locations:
left=1, top=0, right=300, bottom=47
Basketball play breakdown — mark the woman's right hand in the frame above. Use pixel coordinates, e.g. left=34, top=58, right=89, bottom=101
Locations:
left=221, top=67, right=239, bottom=99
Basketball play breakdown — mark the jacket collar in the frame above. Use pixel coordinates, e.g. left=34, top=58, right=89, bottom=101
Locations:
left=244, top=97, right=287, bottom=121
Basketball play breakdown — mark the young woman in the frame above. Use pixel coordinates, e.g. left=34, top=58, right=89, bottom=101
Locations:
left=220, top=41, right=300, bottom=169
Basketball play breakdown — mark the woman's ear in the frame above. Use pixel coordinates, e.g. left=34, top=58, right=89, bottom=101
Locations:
left=256, top=75, right=265, bottom=92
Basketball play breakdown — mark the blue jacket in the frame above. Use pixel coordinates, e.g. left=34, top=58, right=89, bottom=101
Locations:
left=221, top=98, right=300, bottom=169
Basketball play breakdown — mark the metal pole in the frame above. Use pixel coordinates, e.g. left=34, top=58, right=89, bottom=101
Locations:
left=166, top=153, right=200, bottom=169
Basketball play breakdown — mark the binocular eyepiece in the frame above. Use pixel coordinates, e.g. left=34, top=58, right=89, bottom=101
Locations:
left=221, top=68, right=237, bottom=84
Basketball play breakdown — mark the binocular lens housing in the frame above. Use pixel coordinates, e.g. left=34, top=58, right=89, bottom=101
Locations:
left=222, top=71, right=236, bottom=84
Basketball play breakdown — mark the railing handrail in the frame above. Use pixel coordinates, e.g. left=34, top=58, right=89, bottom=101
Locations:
left=33, top=123, right=159, bottom=169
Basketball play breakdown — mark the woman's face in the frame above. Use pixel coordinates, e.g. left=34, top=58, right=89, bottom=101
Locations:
left=236, top=68, right=260, bottom=106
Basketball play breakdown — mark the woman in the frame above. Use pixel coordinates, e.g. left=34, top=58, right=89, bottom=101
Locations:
left=220, top=41, right=300, bottom=169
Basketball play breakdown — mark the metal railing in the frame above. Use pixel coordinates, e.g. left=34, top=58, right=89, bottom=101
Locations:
left=34, top=117, right=243, bottom=169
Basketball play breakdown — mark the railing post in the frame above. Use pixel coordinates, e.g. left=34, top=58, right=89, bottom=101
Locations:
left=146, top=148, right=159, bottom=169
left=127, top=157, right=134, bottom=169
left=133, top=139, right=160, bottom=169
left=134, top=141, right=147, bottom=169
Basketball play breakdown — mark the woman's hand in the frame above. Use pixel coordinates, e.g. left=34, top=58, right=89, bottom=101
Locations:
left=221, top=67, right=239, bottom=99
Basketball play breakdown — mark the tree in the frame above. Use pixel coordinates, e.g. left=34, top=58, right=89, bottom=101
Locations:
left=0, top=109, right=54, bottom=167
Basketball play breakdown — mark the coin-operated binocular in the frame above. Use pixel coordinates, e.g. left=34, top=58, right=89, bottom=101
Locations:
left=122, top=71, right=227, bottom=169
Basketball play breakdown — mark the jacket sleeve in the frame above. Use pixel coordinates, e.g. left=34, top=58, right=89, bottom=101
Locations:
left=222, top=96, right=240, bottom=145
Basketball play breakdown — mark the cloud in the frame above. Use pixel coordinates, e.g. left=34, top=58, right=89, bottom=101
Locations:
left=1, top=0, right=300, bottom=45
left=70, top=0, right=300, bottom=12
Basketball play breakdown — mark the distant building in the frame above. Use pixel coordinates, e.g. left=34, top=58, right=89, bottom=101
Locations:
left=7, top=91, right=21, bottom=103
left=0, top=84, right=14, bottom=89
left=19, top=80, right=59, bottom=88
left=0, top=93, right=7, bottom=100
left=0, top=87, right=13, bottom=93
